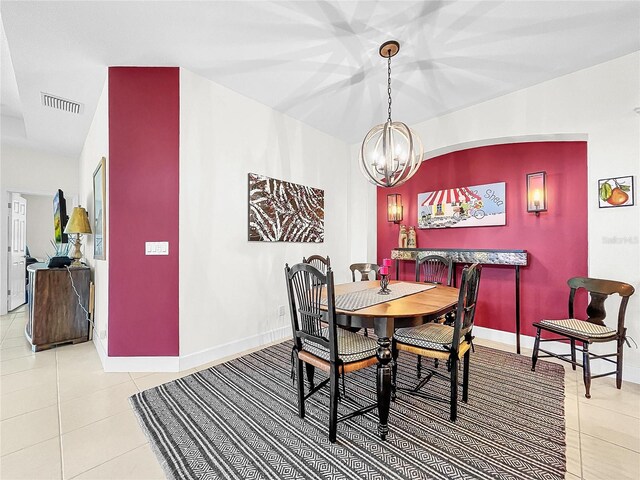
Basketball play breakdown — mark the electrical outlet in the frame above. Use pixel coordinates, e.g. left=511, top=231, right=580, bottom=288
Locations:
left=278, top=305, right=286, bottom=317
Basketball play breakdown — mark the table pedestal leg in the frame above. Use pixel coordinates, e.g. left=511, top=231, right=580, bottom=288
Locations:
left=376, top=335, right=392, bottom=440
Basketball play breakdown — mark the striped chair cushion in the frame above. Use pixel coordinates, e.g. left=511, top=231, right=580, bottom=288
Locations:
left=538, top=318, right=616, bottom=338
left=302, top=328, right=378, bottom=364
left=394, top=323, right=465, bottom=352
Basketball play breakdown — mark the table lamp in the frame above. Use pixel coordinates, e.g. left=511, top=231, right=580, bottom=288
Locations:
left=64, top=206, right=92, bottom=266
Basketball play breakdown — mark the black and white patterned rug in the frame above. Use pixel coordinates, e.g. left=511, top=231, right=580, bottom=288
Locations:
left=130, top=343, right=565, bottom=480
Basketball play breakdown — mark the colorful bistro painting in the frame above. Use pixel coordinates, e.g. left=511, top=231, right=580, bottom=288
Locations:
left=248, top=173, right=324, bottom=242
left=598, top=176, right=634, bottom=208
left=418, top=182, right=506, bottom=229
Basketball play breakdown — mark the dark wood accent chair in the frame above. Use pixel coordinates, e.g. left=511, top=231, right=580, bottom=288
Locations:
left=392, top=263, right=482, bottom=421
left=415, top=254, right=454, bottom=375
left=350, top=263, right=380, bottom=282
left=531, top=277, right=635, bottom=398
left=302, top=254, right=330, bottom=274
left=285, top=263, right=378, bottom=443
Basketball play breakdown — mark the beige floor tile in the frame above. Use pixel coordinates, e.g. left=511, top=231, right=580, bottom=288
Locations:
left=578, top=379, right=640, bottom=419
left=61, top=409, right=148, bottom=479
left=565, top=473, right=581, bottom=480
left=127, top=371, right=154, bottom=380
left=59, top=380, right=139, bottom=434
left=3, top=325, right=27, bottom=340
left=578, top=402, right=640, bottom=452
left=57, top=371, right=132, bottom=402
left=0, top=405, right=59, bottom=456
left=0, top=366, right=58, bottom=395
left=1, top=382, right=58, bottom=420
left=132, top=369, right=196, bottom=392
left=0, top=437, right=62, bottom=480
left=72, top=444, right=165, bottom=480
left=565, top=394, right=580, bottom=432
left=0, top=349, right=57, bottom=376
left=56, top=358, right=106, bottom=380
left=0, top=336, right=31, bottom=350
left=566, top=427, right=582, bottom=477
left=0, top=324, right=12, bottom=342
left=0, top=344, right=38, bottom=362
left=581, top=433, right=640, bottom=480
left=55, top=342, right=99, bottom=364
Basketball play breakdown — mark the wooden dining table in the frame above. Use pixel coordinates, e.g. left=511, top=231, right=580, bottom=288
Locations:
left=332, top=280, right=459, bottom=440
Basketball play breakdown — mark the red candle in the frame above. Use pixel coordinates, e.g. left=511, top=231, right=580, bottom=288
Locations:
left=379, top=266, right=389, bottom=275
left=383, top=258, right=393, bottom=267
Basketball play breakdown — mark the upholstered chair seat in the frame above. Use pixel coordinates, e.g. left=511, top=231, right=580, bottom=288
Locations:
left=303, top=328, right=378, bottom=363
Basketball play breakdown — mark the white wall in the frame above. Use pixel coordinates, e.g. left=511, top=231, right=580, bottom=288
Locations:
left=179, top=68, right=353, bottom=367
left=23, top=194, right=53, bottom=260
left=77, top=79, right=109, bottom=358
left=362, top=52, right=640, bottom=381
left=0, top=144, right=78, bottom=314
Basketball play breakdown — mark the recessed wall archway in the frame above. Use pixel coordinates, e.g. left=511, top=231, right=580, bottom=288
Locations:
left=422, top=133, right=589, bottom=162
left=377, top=139, right=588, bottom=339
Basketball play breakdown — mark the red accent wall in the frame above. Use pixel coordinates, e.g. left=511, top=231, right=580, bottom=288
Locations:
left=377, top=142, right=588, bottom=337
left=108, top=67, right=180, bottom=356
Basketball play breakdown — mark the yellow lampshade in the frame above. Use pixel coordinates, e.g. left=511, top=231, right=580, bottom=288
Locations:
left=64, top=206, right=92, bottom=234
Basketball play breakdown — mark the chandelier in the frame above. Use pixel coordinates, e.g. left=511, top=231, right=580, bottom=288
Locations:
left=359, top=41, right=424, bottom=188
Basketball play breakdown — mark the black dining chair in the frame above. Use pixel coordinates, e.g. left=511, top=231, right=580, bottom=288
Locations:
left=532, top=277, right=635, bottom=398
left=285, top=262, right=378, bottom=443
left=392, top=263, right=482, bottom=421
left=416, top=254, right=453, bottom=285
left=415, top=254, right=454, bottom=376
left=302, top=254, right=330, bottom=274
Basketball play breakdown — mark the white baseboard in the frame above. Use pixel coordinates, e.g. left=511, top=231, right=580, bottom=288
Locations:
left=178, top=326, right=289, bottom=371
left=95, top=326, right=289, bottom=373
left=473, top=326, right=640, bottom=384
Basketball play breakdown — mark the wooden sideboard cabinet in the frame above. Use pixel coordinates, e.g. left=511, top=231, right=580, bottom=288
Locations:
left=26, top=263, right=91, bottom=352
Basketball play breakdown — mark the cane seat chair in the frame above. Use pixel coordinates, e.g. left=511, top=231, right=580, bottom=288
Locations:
left=415, top=254, right=454, bottom=375
left=531, top=277, right=635, bottom=398
left=285, top=263, right=379, bottom=443
left=392, top=263, right=482, bottom=421
left=350, top=263, right=380, bottom=282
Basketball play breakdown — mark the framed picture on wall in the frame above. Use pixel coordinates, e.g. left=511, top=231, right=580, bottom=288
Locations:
left=93, top=157, right=106, bottom=259
left=598, top=176, right=634, bottom=208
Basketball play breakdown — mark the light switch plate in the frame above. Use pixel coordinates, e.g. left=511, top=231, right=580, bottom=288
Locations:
left=145, top=241, right=169, bottom=255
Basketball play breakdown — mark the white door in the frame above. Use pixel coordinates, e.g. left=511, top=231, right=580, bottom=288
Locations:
left=8, top=193, right=27, bottom=311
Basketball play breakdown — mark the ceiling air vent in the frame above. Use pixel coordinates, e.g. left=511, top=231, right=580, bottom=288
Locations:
left=41, top=92, right=83, bottom=114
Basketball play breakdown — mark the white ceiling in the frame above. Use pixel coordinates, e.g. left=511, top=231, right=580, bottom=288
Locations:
left=1, top=1, right=639, bottom=157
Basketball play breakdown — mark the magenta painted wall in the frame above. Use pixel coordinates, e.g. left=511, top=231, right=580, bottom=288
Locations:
left=108, top=67, right=180, bottom=356
left=377, top=142, right=588, bottom=337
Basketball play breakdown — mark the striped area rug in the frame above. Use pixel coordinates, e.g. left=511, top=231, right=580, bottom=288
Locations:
left=130, top=343, right=565, bottom=480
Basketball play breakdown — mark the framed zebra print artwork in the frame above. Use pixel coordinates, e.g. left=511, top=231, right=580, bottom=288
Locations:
left=248, top=173, right=324, bottom=242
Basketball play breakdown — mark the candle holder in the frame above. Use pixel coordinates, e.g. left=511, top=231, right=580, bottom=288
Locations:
left=378, top=274, right=391, bottom=295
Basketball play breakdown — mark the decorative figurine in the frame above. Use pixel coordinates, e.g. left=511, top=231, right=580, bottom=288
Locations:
left=408, top=226, right=417, bottom=248
left=398, top=225, right=408, bottom=248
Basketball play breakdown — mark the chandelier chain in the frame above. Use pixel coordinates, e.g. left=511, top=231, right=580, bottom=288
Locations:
left=387, top=51, right=392, bottom=123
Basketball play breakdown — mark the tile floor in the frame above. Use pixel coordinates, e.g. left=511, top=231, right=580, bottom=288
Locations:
left=1, top=306, right=639, bottom=479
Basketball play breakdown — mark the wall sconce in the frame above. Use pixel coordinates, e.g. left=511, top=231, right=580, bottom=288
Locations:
left=387, top=194, right=403, bottom=223
left=526, top=171, right=547, bottom=216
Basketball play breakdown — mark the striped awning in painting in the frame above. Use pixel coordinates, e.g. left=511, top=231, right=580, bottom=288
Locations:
left=421, top=186, right=481, bottom=207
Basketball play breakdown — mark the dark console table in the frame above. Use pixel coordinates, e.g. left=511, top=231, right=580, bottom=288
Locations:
left=391, top=248, right=528, bottom=354
left=26, top=263, right=91, bottom=352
